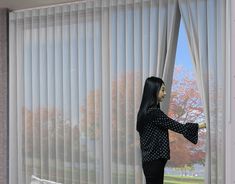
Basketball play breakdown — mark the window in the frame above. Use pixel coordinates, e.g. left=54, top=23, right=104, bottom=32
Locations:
left=165, top=21, right=206, bottom=184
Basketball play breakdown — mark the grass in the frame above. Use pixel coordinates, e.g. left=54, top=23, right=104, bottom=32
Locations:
left=164, top=174, right=204, bottom=184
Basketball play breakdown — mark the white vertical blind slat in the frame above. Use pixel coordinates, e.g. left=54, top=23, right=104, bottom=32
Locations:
left=124, top=2, right=127, bottom=183
left=93, top=2, right=101, bottom=183
left=101, top=0, right=111, bottom=183
left=53, top=7, right=58, bottom=182
left=69, top=5, right=76, bottom=184
left=108, top=0, right=113, bottom=183
left=133, top=2, right=138, bottom=183
left=38, top=9, right=42, bottom=180
left=116, top=1, right=121, bottom=183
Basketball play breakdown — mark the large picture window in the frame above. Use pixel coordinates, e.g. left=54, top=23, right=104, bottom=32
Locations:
left=9, top=0, right=229, bottom=184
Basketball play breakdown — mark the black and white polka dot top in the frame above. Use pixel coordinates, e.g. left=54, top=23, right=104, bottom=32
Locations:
left=139, top=106, right=199, bottom=163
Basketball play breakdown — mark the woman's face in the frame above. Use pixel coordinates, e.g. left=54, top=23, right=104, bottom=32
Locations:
left=157, top=84, right=166, bottom=102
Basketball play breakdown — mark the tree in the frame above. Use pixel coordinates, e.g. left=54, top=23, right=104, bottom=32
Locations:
left=167, top=66, right=206, bottom=169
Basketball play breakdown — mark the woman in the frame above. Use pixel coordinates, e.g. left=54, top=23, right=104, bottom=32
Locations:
left=137, top=76, right=206, bottom=184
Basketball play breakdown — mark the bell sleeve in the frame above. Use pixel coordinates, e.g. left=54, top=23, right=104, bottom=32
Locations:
left=148, top=108, right=199, bottom=144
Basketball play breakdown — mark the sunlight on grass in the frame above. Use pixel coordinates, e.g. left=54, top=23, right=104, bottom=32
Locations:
left=164, top=175, right=204, bottom=184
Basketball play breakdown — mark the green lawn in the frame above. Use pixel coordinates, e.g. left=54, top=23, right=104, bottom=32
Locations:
left=164, top=175, right=204, bottom=184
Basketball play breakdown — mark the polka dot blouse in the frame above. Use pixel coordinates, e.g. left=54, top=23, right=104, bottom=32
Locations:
left=139, top=106, right=199, bottom=163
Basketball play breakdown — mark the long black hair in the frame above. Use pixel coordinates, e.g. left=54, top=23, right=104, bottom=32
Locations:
left=136, top=76, right=165, bottom=133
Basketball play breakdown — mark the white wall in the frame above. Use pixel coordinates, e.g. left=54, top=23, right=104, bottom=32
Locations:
left=226, top=0, right=235, bottom=183
left=0, top=8, right=8, bottom=184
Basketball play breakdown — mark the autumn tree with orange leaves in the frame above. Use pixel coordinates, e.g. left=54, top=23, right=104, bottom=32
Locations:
left=167, top=66, right=206, bottom=169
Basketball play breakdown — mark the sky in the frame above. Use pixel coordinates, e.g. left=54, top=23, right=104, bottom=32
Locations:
left=175, top=21, right=193, bottom=70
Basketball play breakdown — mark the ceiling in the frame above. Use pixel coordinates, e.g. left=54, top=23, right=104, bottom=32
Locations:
left=0, top=0, right=83, bottom=11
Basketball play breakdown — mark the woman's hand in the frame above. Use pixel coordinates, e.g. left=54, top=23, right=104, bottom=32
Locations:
left=198, top=122, right=206, bottom=129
